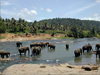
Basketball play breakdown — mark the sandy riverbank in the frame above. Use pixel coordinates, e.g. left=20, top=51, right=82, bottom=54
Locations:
left=0, top=33, right=65, bottom=42
left=2, top=63, right=100, bottom=75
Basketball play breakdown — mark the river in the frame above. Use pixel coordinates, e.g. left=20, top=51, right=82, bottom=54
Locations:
left=0, top=37, right=100, bottom=72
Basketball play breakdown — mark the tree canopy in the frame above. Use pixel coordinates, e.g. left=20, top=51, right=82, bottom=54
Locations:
left=0, top=17, right=100, bottom=38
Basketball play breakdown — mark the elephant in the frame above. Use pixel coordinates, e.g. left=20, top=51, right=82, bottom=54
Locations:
left=95, top=44, right=100, bottom=50
left=48, top=44, right=55, bottom=49
left=16, top=42, right=22, bottom=47
left=31, top=46, right=41, bottom=56
left=18, top=46, right=30, bottom=55
left=30, top=42, right=46, bottom=48
left=44, top=42, right=49, bottom=46
left=96, top=50, right=100, bottom=58
left=30, top=42, right=38, bottom=48
left=40, top=42, right=45, bottom=47
left=82, top=43, right=93, bottom=52
left=74, top=48, right=82, bottom=57
left=66, top=44, right=69, bottom=49
left=0, top=50, right=10, bottom=58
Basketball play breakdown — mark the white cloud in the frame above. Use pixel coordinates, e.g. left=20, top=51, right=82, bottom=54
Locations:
left=16, top=8, right=38, bottom=22
left=64, top=3, right=97, bottom=17
left=47, top=8, right=52, bottom=12
left=1, top=1, right=13, bottom=6
left=1, top=8, right=38, bottom=22
left=96, top=0, right=100, bottom=2
left=81, top=14, right=100, bottom=21
left=31, top=10, right=38, bottom=15
left=17, top=8, right=37, bottom=16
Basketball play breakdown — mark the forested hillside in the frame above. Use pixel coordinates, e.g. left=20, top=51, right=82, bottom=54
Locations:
left=0, top=16, right=100, bottom=38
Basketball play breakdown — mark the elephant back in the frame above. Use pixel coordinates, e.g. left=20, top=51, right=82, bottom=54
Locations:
left=48, top=44, right=55, bottom=46
left=44, top=42, right=49, bottom=45
left=2, top=51, right=10, bottom=55
left=82, top=45, right=88, bottom=49
left=30, top=42, right=37, bottom=47
left=0, top=50, right=3, bottom=54
left=74, top=48, right=82, bottom=53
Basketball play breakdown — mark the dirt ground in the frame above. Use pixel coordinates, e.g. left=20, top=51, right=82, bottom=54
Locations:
left=0, top=33, right=65, bottom=42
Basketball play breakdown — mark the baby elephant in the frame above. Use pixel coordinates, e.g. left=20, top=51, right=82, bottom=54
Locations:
left=74, top=48, right=82, bottom=57
left=16, top=42, right=22, bottom=47
left=48, top=44, right=55, bottom=49
left=66, top=44, right=69, bottom=49
left=0, top=50, right=10, bottom=58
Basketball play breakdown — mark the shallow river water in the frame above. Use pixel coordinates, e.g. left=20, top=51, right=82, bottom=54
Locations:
left=0, top=37, right=100, bottom=72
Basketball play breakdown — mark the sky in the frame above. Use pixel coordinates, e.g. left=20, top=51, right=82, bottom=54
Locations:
left=0, top=0, right=100, bottom=22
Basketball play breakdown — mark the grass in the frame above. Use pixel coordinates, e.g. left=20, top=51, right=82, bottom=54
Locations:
left=0, top=36, right=6, bottom=39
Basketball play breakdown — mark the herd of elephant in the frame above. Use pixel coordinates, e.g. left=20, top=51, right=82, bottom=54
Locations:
left=0, top=41, right=55, bottom=58
left=74, top=43, right=100, bottom=58
left=0, top=41, right=100, bottom=59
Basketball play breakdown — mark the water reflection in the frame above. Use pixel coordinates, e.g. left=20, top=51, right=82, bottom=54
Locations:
left=83, top=52, right=92, bottom=58
left=66, top=48, right=69, bottom=51
left=96, top=58, right=100, bottom=64
left=74, top=57, right=82, bottom=63
left=48, top=49, right=55, bottom=52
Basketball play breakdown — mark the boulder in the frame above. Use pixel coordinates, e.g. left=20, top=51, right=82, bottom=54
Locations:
left=81, top=65, right=98, bottom=71
left=67, top=65, right=74, bottom=68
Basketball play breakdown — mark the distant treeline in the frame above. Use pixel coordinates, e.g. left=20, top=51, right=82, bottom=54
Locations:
left=0, top=16, right=100, bottom=38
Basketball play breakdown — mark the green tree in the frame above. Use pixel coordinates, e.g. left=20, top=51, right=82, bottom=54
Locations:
left=0, top=21, right=6, bottom=33
left=70, top=25, right=78, bottom=38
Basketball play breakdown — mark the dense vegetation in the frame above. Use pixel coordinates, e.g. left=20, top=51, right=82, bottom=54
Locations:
left=0, top=16, right=100, bottom=38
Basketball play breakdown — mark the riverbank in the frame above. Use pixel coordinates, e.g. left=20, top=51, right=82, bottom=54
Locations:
left=0, top=33, right=66, bottom=42
left=2, top=63, right=100, bottom=75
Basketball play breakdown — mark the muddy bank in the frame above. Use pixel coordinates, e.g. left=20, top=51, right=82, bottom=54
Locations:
left=2, top=63, right=100, bottom=75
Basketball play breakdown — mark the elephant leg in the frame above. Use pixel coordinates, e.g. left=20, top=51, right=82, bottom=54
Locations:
left=99, top=51, right=100, bottom=58
left=75, top=54, right=78, bottom=57
left=83, top=50, right=84, bottom=52
left=34, top=53, right=36, bottom=56
left=75, top=53, right=78, bottom=57
left=28, top=50, right=30, bottom=55
left=2, top=55, right=4, bottom=58
left=20, top=52, right=21, bottom=55
left=79, top=53, right=80, bottom=56
left=24, top=51, right=26, bottom=55
left=1, top=54, right=3, bottom=58
left=6, top=54, right=8, bottom=58
left=96, top=54, right=97, bottom=58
